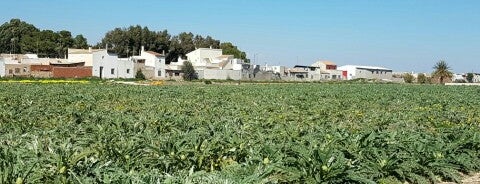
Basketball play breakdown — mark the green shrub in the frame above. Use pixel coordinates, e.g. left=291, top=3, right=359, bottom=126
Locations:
left=403, top=73, right=415, bottom=83
left=181, top=61, right=197, bottom=81
left=135, top=70, right=145, bottom=80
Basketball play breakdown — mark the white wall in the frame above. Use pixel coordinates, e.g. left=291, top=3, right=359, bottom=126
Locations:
left=200, top=69, right=242, bottom=80
left=134, top=49, right=167, bottom=78
left=92, top=50, right=134, bottom=79
left=473, top=74, right=480, bottom=83
left=68, top=48, right=95, bottom=66
left=311, top=61, right=327, bottom=70
left=21, top=58, right=51, bottom=65
left=262, top=65, right=286, bottom=75
left=338, top=65, right=392, bottom=80
left=68, top=53, right=92, bottom=66
left=186, top=48, right=223, bottom=66
left=117, top=59, right=135, bottom=79
left=453, top=74, right=465, bottom=81
left=0, top=59, right=5, bottom=77
left=154, top=57, right=166, bottom=78
left=230, top=59, right=245, bottom=70
left=325, top=70, right=343, bottom=80
left=337, top=65, right=357, bottom=80
left=139, top=51, right=157, bottom=68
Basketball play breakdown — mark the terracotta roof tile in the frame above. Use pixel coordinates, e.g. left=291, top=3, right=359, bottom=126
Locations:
left=146, top=51, right=164, bottom=57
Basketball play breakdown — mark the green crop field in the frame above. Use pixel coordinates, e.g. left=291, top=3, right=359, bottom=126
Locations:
left=1, top=83, right=480, bottom=183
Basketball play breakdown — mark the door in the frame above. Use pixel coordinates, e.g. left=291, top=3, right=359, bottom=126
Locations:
left=99, top=66, right=103, bottom=78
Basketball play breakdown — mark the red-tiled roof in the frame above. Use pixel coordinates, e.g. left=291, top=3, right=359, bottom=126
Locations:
left=322, top=61, right=336, bottom=65
left=146, top=51, right=164, bottom=57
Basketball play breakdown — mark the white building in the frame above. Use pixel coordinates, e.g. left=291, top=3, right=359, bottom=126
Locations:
left=286, top=61, right=344, bottom=81
left=92, top=50, right=134, bottom=79
left=473, top=73, right=480, bottom=83
left=131, top=46, right=166, bottom=79
left=311, top=61, right=343, bottom=80
left=452, top=74, right=465, bottom=82
left=261, top=65, right=286, bottom=75
left=68, top=47, right=103, bottom=66
left=338, top=65, right=392, bottom=80
left=68, top=47, right=134, bottom=79
left=1, top=53, right=67, bottom=66
left=186, top=48, right=223, bottom=68
left=0, top=59, right=5, bottom=77
left=178, top=48, right=255, bottom=80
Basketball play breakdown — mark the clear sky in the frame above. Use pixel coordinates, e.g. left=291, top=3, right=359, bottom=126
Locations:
left=1, top=0, right=479, bottom=73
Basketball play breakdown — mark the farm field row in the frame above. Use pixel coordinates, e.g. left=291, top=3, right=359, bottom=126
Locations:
left=1, top=83, right=480, bottom=183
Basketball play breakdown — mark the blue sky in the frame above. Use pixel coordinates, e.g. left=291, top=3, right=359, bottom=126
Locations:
left=1, top=0, right=480, bottom=73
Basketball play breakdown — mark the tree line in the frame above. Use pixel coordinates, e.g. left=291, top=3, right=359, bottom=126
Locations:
left=401, top=61, right=476, bottom=84
left=95, top=26, right=247, bottom=63
left=0, top=19, right=248, bottom=63
left=0, top=19, right=88, bottom=58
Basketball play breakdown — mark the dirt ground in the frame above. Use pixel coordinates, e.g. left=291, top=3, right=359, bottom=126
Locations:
left=441, top=173, right=480, bottom=184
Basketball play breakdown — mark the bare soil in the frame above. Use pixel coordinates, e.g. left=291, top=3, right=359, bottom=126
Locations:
left=441, top=173, right=480, bottom=184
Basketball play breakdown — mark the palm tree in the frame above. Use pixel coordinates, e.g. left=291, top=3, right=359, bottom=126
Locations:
left=432, top=60, right=453, bottom=84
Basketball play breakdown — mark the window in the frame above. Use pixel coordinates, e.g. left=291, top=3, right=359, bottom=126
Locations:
left=9, top=69, right=13, bottom=74
left=15, top=68, right=20, bottom=74
left=102, top=56, right=104, bottom=59
left=174, top=73, right=180, bottom=76
left=376, top=71, right=379, bottom=74
left=111, top=68, right=115, bottom=74
left=127, top=69, right=130, bottom=74
left=157, top=70, right=161, bottom=76
left=23, top=67, right=27, bottom=72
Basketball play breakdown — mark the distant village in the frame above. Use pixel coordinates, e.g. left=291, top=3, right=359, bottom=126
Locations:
left=1, top=46, right=479, bottom=83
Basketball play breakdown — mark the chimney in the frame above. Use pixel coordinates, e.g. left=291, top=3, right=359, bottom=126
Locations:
left=105, top=44, right=108, bottom=50
left=162, top=50, right=165, bottom=55
left=210, top=45, right=212, bottom=49
left=141, top=46, right=145, bottom=52
left=88, top=47, right=92, bottom=52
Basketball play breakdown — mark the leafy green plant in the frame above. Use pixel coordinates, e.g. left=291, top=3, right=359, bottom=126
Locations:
left=1, top=83, right=480, bottom=183
left=135, top=70, right=146, bottom=80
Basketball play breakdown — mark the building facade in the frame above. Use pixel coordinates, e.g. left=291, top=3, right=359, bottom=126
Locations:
left=0, top=59, right=4, bottom=77
left=180, top=48, right=256, bottom=80
left=68, top=48, right=102, bottom=66
left=473, top=73, right=480, bottom=83
left=311, top=61, right=343, bottom=80
left=92, top=50, right=134, bottom=79
left=338, top=65, right=393, bottom=80
left=131, top=46, right=166, bottom=79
